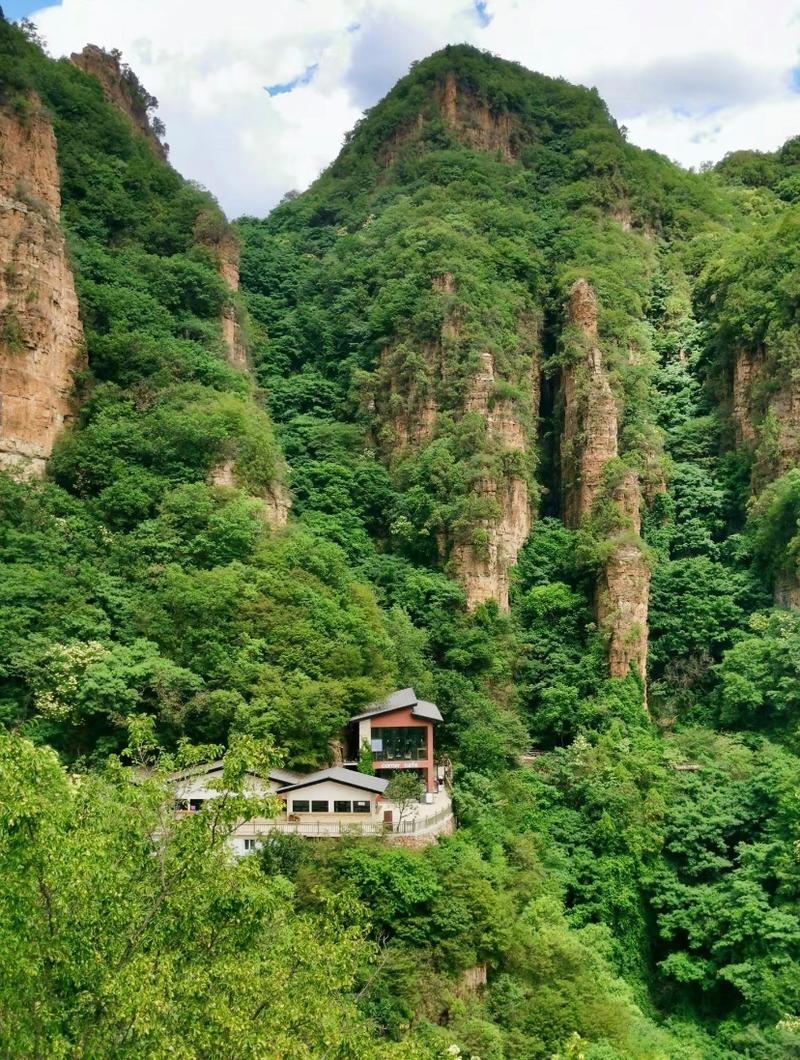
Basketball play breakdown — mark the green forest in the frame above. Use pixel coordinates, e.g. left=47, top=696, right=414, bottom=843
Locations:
left=1, top=15, right=800, bottom=1058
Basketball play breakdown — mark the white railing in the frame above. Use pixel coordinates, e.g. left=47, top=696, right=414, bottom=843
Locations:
left=235, top=800, right=454, bottom=839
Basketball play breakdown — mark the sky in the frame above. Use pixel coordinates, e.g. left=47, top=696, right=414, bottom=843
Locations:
left=9, top=0, right=800, bottom=218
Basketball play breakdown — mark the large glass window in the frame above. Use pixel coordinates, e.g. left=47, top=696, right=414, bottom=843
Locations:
left=311, top=800, right=329, bottom=813
left=292, top=800, right=309, bottom=813
left=372, top=726, right=427, bottom=761
left=353, top=800, right=371, bottom=813
left=334, top=801, right=352, bottom=813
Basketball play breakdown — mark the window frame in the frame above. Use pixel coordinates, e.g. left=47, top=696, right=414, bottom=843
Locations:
left=291, top=800, right=310, bottom=813
left=311, top=799, right=329, bottom=813
left=334, top=800, right=352, bottom=813
left=371, top=726, right=427, bottom=762
left=352, top=799, right=371, bottom=814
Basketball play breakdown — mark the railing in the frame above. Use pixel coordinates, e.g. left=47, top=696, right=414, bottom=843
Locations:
left=405, top=801, right=454, bottom=833
left=234, top=800, right=454, bottom=839
left=254, top=820, right=386, bottom=837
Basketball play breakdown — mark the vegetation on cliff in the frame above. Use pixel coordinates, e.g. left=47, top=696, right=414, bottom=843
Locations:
left=1, top=20, right=800, bottom=1059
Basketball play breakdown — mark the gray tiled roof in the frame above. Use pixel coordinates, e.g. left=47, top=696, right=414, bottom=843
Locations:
left=412, top=699, right=443, bottom=722
left=349, top=687, right=442, bottom=723
left=276, top=767, right=389, bottom=795
left=168, top=761, right=304, bottom=784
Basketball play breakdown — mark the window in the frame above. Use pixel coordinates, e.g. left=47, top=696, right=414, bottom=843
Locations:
left=292, top=800, right=310, bottom=813
left=311, top=800, right=329, bottom=813
left=189, top=799, right=205, bottom=812
left=243, top=839, right=260, bottom=852
left=371, top=727, right=427, bottom=761
left=334, top=801, right=352, bottom=813
left=370, top=737, right=383, bottom=752
left=353, top=800, right=371, bottom=813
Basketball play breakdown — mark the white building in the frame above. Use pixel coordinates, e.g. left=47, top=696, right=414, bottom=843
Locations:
left=167, top=720, right=454, bottom=852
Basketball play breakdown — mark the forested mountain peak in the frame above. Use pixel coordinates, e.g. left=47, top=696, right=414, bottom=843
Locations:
left=335, top=43, right=620, bottom=172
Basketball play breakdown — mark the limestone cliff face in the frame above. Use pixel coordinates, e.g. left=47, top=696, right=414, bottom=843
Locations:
left=559, top=280, right=650, bottom=681
left=70, top=45, right=167, bottom=160
left=561, top=280, right=619, bottom=528
left=732, top=347, right=800, bottom=606
left=0, top=98, right=84, bottom=476
left=434, top=72, right=517, bottom=161
left=194, top=210, right=249, bottom=370
left=732, top=347, right=800, bottom=486
left=449, top=342, right=538, bottom=613
left=596, top=470, right=650, bottom=681
left=382, top=72, right=519, bottom=167
left=208, top=459, right=289, bottom=529
left=450, top=474, right=531, bottom=613
left=370, top=276, right=539, bottom=612
left=731, top=347, right=765, bottom=448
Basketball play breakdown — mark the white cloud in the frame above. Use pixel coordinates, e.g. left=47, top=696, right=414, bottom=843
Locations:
left=27, top=0, right=800, bottom=215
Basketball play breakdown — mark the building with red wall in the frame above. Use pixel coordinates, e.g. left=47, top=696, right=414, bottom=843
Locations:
left=346, top=688, right=442, bottom=793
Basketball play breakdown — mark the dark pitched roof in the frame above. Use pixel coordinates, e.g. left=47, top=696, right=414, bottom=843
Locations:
left=168, top=761, right=303, bottom=785
left=350, top=687, right=442, bottom=723
left=276, top=767, right=388, bottom=795
left=268, top=767, right=306, bottom=784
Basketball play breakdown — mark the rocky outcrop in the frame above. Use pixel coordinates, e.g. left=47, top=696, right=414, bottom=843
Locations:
left=561, top=280, right=618, bottom=527
left=775, top=565, right=800, bottom=610
left=434, top=72, right=517, bottom=161
left=732, top=348, right=765, bottom=448
left=731, top=347, right=800, bottom=482
left=373, top=341, right=438, bottom=452
left=596, top=541, right=650, bottom=681
left=595, top=471, right=650, bottom=681
left=450, top=474, right=531, bottom=613
left=381, top=71, right=519, bottom=167
left=208, top=459, right=289, bottom=529
left=370, top=276, right=539, bottom=612
left=0, top=98, right=84, bottom=476
left=559, top=280, right=650, bottom=682
left=737, top=351, right=800, bottom=487
left=194, top=210, right=249, bottom=370
left=450, top=343, right=538, bottom=612
left=217, top=238, right=248, bottom=371
left=731, top=348, right=800, bottom=606
left=70, top=45, right=167, bottom=160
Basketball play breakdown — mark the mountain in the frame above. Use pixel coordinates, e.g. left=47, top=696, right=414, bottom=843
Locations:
left=2, top=21, right=800, bottom=1059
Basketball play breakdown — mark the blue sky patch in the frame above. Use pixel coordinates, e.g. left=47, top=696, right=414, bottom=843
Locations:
left=264, top=63, right=318, bottom=97
left=473, top=1, right=492, bottom=28
left=791, top=67, right=800, bottom=92
left=3, top=0, right=57, bottom=19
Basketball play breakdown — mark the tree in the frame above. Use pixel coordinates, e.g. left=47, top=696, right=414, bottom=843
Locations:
left=0, top=725, right=421, bottom=1058
left=358, top=738, right=376, bottom=775
left=385, top=771, right=424, bottom=828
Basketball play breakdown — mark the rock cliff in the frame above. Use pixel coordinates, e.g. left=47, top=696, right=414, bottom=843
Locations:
left=731, top=347, right=800, bottom=606
left=382, top=71, right=519, bottom=167
left=596, top=469, right=650, bottom=681
left=370, top=275, right=539, bottom=612
left=208, top=459, right=290, bottom=529
left=732, top=347, right=800, bottom=488
left=434, top=72, right=517, bottom=161
left=194, top=209, right=249, bottom=370
left=70, top=45, right=167, bottom=160
left=561, top=280, right=619, bottom=527
left=559, top=280, right=650, bottom=681
left=449, top=342, right=538, bottom=613
left=0, top=97, right=84, bottom=476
